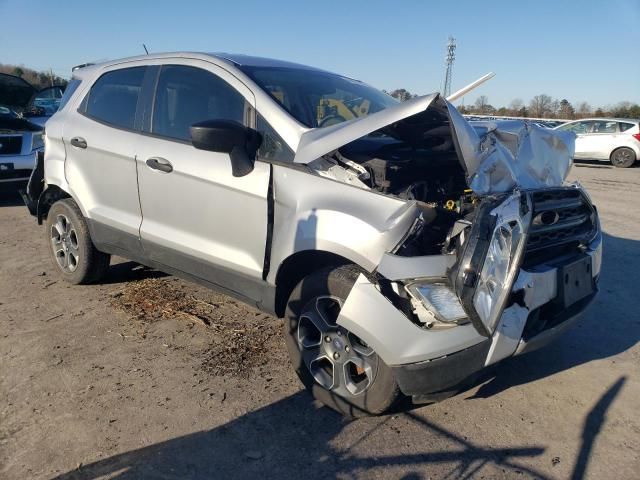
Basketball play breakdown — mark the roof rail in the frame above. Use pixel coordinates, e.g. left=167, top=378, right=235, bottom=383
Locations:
left=71, top=62, right=95, bottom=72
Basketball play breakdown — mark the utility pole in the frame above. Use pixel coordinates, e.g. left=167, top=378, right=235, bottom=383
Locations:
left=442, top=36, right=456, bottom=98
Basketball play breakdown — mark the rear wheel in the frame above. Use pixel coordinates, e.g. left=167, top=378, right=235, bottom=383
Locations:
left=284, top=265, right=400, bottom=417
left=610, top=147, right=636, bottom=168
left=46, top=199, right=110, bottom=284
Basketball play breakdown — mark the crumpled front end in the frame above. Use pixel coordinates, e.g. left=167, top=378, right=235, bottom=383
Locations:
left=446, top=104, right=575, bottom=194
left=290, top=93, right=599, bottom=397
left=336, top=185, right=601, bottom=396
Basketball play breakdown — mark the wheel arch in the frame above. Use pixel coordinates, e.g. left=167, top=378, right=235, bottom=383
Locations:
left=273, top=250, right=354, bottom=318
left=37, top=185, right=71, bottom=224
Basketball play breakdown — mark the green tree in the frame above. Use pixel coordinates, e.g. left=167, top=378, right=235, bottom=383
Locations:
left=558, top=99, right=575, bottom=119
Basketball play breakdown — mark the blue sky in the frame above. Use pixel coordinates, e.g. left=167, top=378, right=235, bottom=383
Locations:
left=1, top=0, right=638, bottom=108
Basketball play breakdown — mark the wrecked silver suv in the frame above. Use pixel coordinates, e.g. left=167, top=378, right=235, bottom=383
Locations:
left=25, top=53, right=601, bottom=416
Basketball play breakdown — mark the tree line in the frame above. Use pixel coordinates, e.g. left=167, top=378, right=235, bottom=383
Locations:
left=0, top=64, right=68, bottom=90
left=387, top=89, right=640, bottom=119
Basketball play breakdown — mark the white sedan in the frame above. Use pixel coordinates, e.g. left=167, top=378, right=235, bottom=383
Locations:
left=555, top=118, right=640, bottom=167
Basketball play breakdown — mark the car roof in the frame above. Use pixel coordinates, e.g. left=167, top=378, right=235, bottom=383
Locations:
left=567, top=117, right=639, bottom=123
left=71, top=52, right=333, bottom=78
left=209, top=53, right=329, bottom=72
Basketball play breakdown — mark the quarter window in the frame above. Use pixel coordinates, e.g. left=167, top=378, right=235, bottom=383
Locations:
left=83, top=67, right=145, bottom=129
left=256, top=114, right=294, bottom=163
left=619, top=122, right=634, bottom=132
left=152, top=65, right=245, bottom=141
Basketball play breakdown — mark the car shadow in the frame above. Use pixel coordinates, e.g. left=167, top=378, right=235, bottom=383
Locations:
left=99, top=260, right=168, bottom=285
left=466, top=231, right=639, bottom=400
left=50, top=391, right=551, bottom=480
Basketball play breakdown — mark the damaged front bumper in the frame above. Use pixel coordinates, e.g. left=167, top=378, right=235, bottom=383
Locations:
left=336, top=188, right=602, bottom=398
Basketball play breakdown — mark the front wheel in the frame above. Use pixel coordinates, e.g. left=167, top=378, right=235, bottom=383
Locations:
left=45, top=198, right=111, bottom=284
left=284, top=265, right=400, bottom=417
left=610, top=147, right=636, bottom=168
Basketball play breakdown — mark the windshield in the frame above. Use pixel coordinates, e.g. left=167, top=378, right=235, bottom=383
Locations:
left=239, top=66, right=398, bottom=128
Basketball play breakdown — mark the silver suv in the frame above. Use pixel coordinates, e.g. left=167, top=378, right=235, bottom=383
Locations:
left=26, top=53, right=602, bottom=416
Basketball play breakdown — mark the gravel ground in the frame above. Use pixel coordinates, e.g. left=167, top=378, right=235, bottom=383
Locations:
left=1, top=160, right=639, bottom=479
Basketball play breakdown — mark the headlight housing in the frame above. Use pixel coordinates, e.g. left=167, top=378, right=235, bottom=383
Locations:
left=405, top=281, right=468, bottom=328
left=473, top=220, right=524, bottom=330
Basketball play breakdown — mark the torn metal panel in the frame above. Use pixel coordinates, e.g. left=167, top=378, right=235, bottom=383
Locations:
left=377, top=252, right=456, bottom=281
left=293, top=94, right=439, bottom=165
left=336, top=274, right=486, bottom=366
left=447, top=104, right=575, bottom=194
left=294, top=91, right=575, bottom=195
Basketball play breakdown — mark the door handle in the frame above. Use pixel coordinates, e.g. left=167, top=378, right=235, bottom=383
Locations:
left=146, top=157, right=173, bottom=173
left=70, top=137, right=87, bottom=149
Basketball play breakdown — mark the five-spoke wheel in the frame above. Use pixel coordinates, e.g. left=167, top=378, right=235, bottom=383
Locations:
left=284, top=265, right=400, bottom=417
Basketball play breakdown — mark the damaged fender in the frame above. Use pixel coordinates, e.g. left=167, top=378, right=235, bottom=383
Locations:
left=336, top=274, right=486, bottom=366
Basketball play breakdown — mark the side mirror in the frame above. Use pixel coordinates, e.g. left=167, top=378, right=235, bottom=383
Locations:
left=190, top=120, right=262, bottom=177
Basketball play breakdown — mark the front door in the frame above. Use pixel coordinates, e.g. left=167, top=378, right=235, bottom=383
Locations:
left=136, top=62, right=270, bottom=300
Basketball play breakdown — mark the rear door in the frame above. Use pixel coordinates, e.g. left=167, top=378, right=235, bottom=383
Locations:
left=64, top=66, right=147, bottom=254
left=136, top=62, right=270, bottom=300
left=586, top=120, right=619, bottom=159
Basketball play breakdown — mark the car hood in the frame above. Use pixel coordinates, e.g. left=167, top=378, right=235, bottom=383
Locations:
left=294, top=94, right=575, bottom=194
left=0, top=73, right=37, bottom=111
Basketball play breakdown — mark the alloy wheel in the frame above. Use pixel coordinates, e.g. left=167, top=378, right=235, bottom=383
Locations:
left=50, top=214, right=80, bottom=273
left=297, top=295, right=378, bottom=397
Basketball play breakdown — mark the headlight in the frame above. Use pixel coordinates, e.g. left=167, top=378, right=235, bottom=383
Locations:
left=473, top=219, right=524, bottom=330
left=31, top=132, right=44, bottom=151
left=406, top=281, right=468, bottom=326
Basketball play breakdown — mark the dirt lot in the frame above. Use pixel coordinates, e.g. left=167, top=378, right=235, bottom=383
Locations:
left=1, top=160, right=639, bottom=479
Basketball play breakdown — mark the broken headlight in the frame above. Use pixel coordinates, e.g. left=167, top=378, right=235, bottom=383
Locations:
left=406, top=281, right=468, bottom=327
left=473, top=219, right=526, bottom=331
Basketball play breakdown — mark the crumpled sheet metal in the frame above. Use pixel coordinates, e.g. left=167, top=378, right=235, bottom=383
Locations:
left=447, top=104, right=575, bottom=194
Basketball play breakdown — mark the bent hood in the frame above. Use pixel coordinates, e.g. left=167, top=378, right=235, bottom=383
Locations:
left=293, top=93, right=575, bottom=194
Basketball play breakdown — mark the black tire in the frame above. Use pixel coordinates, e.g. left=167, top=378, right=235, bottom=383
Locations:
left=284, top=265, right=400, bottom=417
left=610, top=147, right=636, bottom=168
left=45, top=198, right=110, bottom=284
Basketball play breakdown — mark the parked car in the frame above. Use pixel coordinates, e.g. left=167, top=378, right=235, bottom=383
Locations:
left=0, top=73, right=66, bottom=188
left=555, top=118, right=640, bottom=167
left=24, top=53, right=602, bottom=416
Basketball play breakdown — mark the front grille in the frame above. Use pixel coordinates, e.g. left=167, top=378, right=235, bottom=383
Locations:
left=523, top=188, right=596, bottom=266
left=0, top=135, right=23, bottom=155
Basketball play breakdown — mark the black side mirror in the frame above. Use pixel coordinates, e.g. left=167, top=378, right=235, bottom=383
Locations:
left=190, top=120, right=262, bottom=177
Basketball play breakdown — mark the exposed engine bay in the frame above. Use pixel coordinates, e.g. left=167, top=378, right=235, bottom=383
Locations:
left=313, top=106, right=480, bottom=257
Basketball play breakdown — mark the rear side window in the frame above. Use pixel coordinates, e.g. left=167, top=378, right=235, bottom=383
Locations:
left=591, top=120, right=617, bottom=133
left=82, top=67, right=145, bottom=129
left=619, top=122, right=635, bottom=132
left=152, top=65, right=245, bottom=141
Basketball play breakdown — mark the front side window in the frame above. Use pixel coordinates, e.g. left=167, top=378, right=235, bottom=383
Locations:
left=558, top=121, right=593, bottom=134
left=152, top=65, right=245, bottom=141
left=83, top=67, right=145, bottom=129
left=239, top=66, right=398, bottom=128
